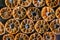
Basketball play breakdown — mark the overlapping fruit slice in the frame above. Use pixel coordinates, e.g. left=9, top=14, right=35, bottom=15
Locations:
left=0, top=22, right=5, bottom=35
left=26, top=7, right=41, bottom=21
left=43, top=32, right=56, bottom=40
left=29, top=33, right=43, bottom=40
left=18, top=0, right=32, bottom=7
left=5, top=19, right=20, bottom=34
left=35, top=20, right=50, bottom=34
left=50, top=19, right=60, bottom=34
left=3, top=34, right=14, bottom=40
left=20, top=19, right=34, bottom=34
left=46, top=0, right=59, bottom=8
left=33, top=0, right=45, bottom=7
left=12, top=6, right=26, bottom=20
left=41, top=7, right=55, bottom=21
left=15, top=33, right=29, bottom=40
left=5, top=0, right=18, bottom=9
left=55, top=7, right=60, bottom=19
left=0, top=7, right=12, bottom=19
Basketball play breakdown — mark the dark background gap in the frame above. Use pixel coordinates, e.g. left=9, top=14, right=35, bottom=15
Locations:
left=56, top=34, right=60, bottom=40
